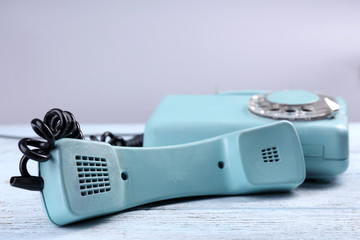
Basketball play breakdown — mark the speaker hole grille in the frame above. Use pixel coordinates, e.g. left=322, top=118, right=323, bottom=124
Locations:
left=75, top=155, right=111, bottom=196
left=262, top=147, right=280, bottom=163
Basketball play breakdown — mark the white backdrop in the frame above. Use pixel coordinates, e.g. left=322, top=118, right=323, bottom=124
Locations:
left=1, top=0, right=360, bottom=124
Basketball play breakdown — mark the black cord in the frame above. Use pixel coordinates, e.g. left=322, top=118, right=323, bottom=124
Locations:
left=10, top=108, right=143, bottom=191
left=0, top=134, right=34, bottom=140
left=10, top=109, right=84, bottom=191
left=90, top=132, right=143, bottom=147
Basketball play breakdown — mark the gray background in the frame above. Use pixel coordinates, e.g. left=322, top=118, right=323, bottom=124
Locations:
left=1, top=0, right=360, bottom=124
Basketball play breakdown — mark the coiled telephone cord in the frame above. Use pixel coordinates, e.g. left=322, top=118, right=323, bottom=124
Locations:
left=10, top=108, right=143, bottom=191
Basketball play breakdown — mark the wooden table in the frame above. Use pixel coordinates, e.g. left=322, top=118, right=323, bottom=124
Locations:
left=1, top=124, right=359, bottom=239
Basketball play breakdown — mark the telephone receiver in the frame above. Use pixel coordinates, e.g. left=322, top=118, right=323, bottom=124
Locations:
left=37, top=121, right=305, bottom=225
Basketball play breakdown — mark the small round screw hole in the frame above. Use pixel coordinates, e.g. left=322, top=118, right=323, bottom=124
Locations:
left=285, top=109, right=296, bottom=113
left=302, top=108, right=312, bottom=113
left=218, top=161, right=224, bottom=169
left=121, top=172, right=128, bottom=181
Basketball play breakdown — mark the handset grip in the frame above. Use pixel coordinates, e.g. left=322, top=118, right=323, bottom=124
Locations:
left=115, top=135, right=232, bottom=209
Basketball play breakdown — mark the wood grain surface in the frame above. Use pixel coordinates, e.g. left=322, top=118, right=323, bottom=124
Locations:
left=0, top=124, right=359, bottom=239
